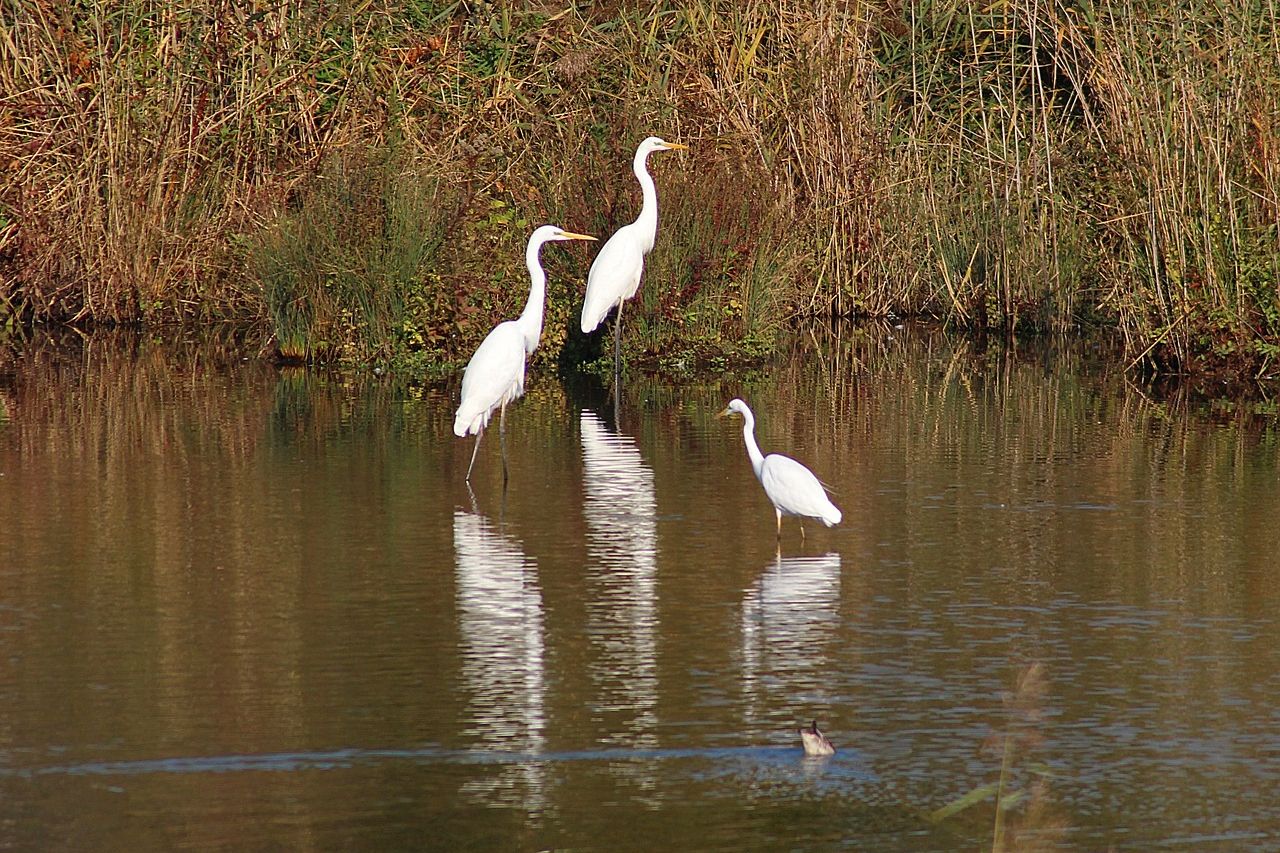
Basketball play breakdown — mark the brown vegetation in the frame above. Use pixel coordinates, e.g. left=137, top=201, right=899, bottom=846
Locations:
left=1, top=1, right=1277, bottom=377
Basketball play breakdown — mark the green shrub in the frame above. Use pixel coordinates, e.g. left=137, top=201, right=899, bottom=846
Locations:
left=250, top=147, right=453, bottom=362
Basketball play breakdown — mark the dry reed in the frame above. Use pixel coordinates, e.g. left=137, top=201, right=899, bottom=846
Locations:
left=1, top=1, right=1276, bottom=376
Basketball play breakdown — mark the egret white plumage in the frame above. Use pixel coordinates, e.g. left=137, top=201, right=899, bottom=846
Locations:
left=718, top=398, right=842, bottom=539
left=580, top=136, right=688, bottom=373
left=454, top=225, right=596, bottom=482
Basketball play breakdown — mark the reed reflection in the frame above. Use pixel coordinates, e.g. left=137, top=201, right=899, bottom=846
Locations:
left=452, top=504, right=547, bottom=810
left=742, top=552, right=842, bottom=719
left=580, top=410, right=659, bottom=748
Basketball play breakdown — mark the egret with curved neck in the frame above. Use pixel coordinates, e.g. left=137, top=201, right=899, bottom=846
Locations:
left=718, top=398, right=842, bottom=540
left=455, top=225, right=597, bottom=483
left=581, top=136, right=688, bottom=375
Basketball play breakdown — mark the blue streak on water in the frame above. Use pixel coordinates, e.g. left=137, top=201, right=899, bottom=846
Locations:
left=1, top=744, right=879, bottom=786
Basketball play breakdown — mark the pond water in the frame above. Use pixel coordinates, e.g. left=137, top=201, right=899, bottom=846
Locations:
left=1, top=327, right=1279, bottom=850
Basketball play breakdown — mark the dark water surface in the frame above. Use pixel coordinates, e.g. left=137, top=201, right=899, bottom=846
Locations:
left=2, top=328, right=1279, bottom=851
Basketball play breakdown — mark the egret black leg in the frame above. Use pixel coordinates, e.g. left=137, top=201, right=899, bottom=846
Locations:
left=613, top=374, right=621, bottom=425
left=499, top=404, right=509, bottom=487
left=613, top=302, right=624, bottom=378
left=466, top=427, right=483, bottom=482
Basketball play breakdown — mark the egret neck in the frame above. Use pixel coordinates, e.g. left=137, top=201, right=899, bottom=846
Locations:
left=633, top=144, right=660, bottom=255
left=738, top=406, right=766, bottom=479
left=516, top=235, right=549, bottom=355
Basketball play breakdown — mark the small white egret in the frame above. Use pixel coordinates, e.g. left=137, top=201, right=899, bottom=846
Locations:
left=718, top=398, right=842, bottom=539
left=454, top=225, right=596, bottom=482
left=581, top=136, right=688, bottom=373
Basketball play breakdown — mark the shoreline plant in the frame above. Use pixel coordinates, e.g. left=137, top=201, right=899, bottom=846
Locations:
left=1, top=1, right=1276, bottom=380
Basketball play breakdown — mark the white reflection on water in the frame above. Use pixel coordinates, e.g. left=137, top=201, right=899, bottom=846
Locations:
left=580, top=411, right=659, bottom=750
left=742, top=553, right=843, bottom=719
left=452, top=508, right=547, bottom=811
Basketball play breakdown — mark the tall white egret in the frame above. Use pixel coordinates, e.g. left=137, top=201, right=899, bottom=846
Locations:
left=581, top=136, right=688, bottom=373
left=454, top=225, right=596, bottom=482
left=718, top=398, right=843, bottom=539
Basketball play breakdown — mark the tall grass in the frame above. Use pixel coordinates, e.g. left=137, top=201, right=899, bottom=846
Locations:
left=249, top=146, right=454, bottom=362
left=0, top=0, right=375, bottom=322
left=628, top=159, right=802, bottom=370
left=869, top=0, right=1101, bottom=329
left=2, top=0, right=1277, bottom=376
left=1092, top=0, right=1280, bottom=370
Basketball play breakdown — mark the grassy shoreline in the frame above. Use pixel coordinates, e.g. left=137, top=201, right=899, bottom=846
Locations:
left=2, top=1, right=1277, bottom=380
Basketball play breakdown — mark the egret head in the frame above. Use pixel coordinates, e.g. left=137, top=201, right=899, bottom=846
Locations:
left=638, top=136, right=689, bottom=157
left=716, top=398, right=750, bottom=419
left=530, top=224, right=597, bottom=246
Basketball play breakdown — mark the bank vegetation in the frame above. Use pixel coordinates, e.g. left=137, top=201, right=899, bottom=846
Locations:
left=1, top=0, right=1277, bottom=378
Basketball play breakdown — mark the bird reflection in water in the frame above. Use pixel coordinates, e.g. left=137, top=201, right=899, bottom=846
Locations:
left=580, top=410, right=660, bottom=754
left=741, top=552, right=842, bottom=723
left=452, top=499, right=548, bottom=811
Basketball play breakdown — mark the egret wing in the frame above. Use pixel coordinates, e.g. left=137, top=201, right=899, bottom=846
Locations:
left=581, top=225, right=645, bottom=333
left=453, top=322, right=527, bottom=436
left=760, top=454, right=842, bottom=525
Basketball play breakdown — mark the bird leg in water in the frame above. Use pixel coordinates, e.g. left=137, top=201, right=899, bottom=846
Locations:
left=499, top=403, right=509, bottom=486
left=776, top=508, right=783, bottom=540
left=612, top=374, right=621, bottom=426
left=613, top=302, right=624, bottom=377
left=465, top=427, right=484, bottom=482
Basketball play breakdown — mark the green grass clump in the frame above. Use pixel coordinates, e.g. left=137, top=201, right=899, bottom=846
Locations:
left=249, top=147, right=453, bottom=363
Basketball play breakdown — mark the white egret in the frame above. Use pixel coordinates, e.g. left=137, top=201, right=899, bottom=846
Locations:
left=718, top=398, right=843, bottom=539
left=454, top=225, right=597, bottom=482
left=580, top=136, right=688, bottom=373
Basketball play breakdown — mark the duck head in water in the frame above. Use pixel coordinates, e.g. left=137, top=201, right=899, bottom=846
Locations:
left=798, top=720, right=836, bottom=757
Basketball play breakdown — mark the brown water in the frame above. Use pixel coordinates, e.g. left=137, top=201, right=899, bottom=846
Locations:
left=2, top=328, right=1279, bottom=851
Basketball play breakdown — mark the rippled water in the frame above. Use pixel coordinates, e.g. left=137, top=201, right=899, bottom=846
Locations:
left=2, top=328, right=1279, bottom=850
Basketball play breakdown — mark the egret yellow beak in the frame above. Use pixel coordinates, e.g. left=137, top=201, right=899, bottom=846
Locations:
left=661, top=142, right=689, bottom=151
left=716, top=406, right=734, bottom=418
left=557, top=230, right=597, bottom=241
